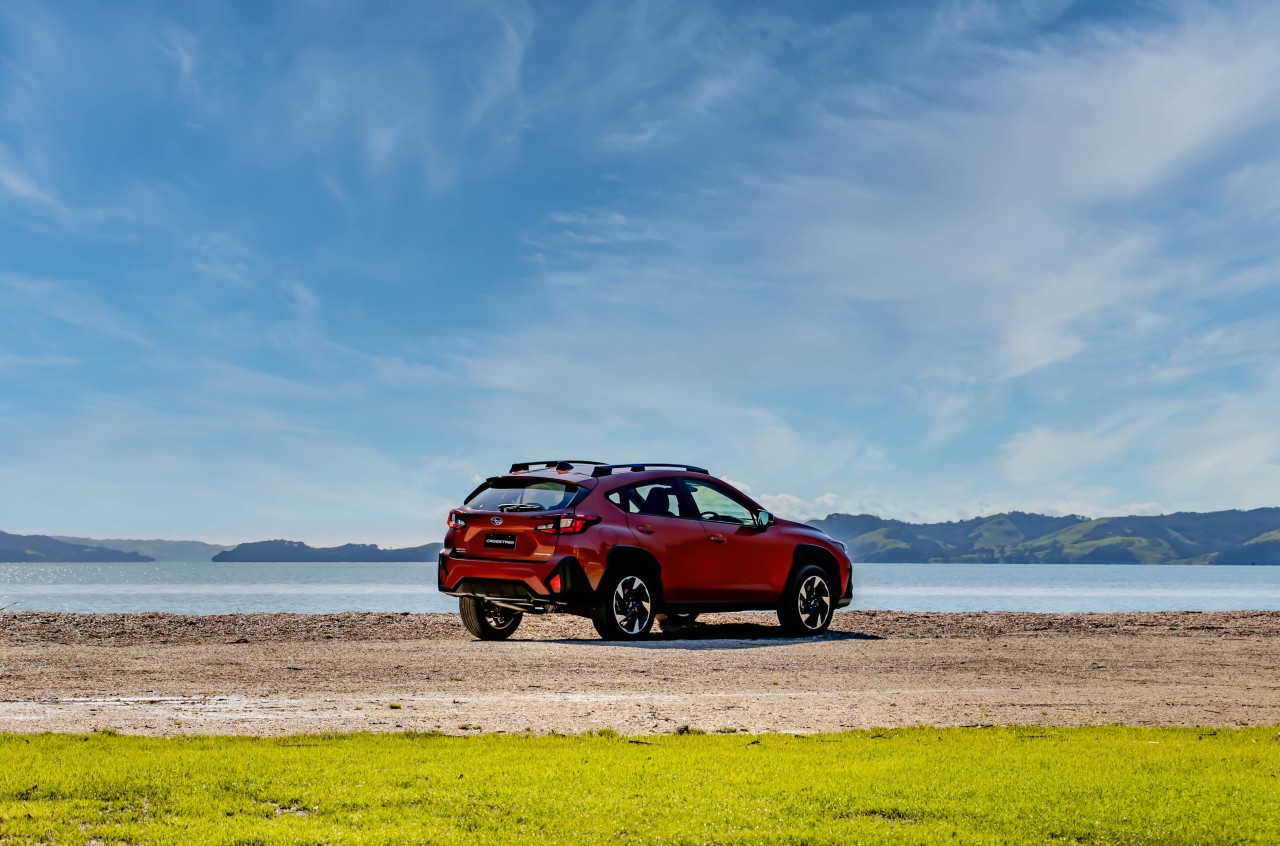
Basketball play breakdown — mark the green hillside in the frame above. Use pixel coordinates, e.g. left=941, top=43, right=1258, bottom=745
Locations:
left=53, top=536, right=233, bottom=561
left=808, top=508, right=1280, bottom=564
left=212, top=540, right=443, bottom=562
left=0, top=531, right=154, bottom=563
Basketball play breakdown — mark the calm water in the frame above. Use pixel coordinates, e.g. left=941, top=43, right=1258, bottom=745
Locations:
left=2, top=561, right=1279, bottom=614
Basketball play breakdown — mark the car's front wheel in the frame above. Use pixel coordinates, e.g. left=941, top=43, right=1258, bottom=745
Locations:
left=459, top=597, right=523, bottom=640
left=777, top=564, right=834, bottom=636
left=592, top=570, right=657, bottom=640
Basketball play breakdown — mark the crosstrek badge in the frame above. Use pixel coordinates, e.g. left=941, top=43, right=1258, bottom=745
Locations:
left=483, top=534, right=517, bottom=549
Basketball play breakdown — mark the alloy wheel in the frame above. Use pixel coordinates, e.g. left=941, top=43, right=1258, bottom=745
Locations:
left=483, top=604, right=517, bottom=630
left=796, top=574, right=831, bottom=630
left=612, top=575, right=653, bottom=635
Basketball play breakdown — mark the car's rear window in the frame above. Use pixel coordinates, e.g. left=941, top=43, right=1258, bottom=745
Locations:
left=464, top=478, right=584, bottom=512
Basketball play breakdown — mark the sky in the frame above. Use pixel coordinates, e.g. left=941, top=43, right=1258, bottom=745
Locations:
left=2, top=0, right=1280, bottom=546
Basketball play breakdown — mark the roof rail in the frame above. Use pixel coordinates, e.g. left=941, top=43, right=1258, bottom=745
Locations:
left=591, top=463, right=709, bottom=477
left=509, top=460, right=606, bottom=473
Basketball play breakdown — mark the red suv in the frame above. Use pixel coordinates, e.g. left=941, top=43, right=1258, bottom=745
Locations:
left=439, top=461, right=852, bottom=640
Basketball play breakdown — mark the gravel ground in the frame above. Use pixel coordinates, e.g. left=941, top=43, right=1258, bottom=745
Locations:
left=7, top=609, right=1279, bottom=644
left=2, top=610, right=1278, bottom=736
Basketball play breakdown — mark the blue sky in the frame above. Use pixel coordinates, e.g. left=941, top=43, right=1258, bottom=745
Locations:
left=3, top=0, right=1280, bottom=545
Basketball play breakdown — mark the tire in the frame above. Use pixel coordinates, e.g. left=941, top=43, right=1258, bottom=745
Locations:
left=592, top=569, right=657, bottom=640
left=777, top=564, right=835, bottom=636
left=459, top=597, right=523, bottom=641
left=656, top=613, right=699, bottom=634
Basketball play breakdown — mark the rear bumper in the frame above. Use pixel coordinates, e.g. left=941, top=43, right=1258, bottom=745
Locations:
left=439, top=550, right=551, bottom=594
left=438, top=551, right=588, bottom=612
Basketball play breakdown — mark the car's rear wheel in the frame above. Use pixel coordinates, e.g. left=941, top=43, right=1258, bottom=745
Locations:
left=656, top=612, right=699, bottom=634
left=777, top=564, right=834, bottom=636
left=592, top=570, right=657, bottom=640
left=459, top=597, right=523, bottom=640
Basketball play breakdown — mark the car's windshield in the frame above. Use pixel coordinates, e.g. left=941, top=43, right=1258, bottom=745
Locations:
left=465, top=479, right=582, bottom=512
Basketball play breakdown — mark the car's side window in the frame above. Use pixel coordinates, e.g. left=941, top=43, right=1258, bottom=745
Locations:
left=607, top=482, right=694, bottom=519
left=682, top=479, right=756, bottom=525
left=606, top=490, right=630, bottom=512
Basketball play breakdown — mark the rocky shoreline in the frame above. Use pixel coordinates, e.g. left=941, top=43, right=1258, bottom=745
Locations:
left=4, top=609, right=1278, bottom=645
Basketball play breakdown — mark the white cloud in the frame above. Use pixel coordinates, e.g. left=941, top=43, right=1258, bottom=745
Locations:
left=318, top=172, right=347, bottom=204
left=237, top=2, right=534, bottom=189
left=0, top=352, right=76, bottom=369
left=0, top=276, right=151, bottom=347
left=1222, top=158, right=1280, bottom=222
left=535, top=0, right=789, bottom=151
left=1144, top=370, right=1280, bottom=510
left=0, top=162, right=58, bottom=207
left=1003, top=421, right=1147, bottom=487
left=159, top=27, right=198, bottom=91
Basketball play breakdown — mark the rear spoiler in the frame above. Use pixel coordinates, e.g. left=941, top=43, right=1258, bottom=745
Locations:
left=509, top=460, right=606, bottom=473
left=591, top=463, right=709, bottom=477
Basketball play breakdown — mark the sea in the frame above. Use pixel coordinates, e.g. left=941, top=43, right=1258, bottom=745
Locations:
left=2, top=561, right=1279, bottom=615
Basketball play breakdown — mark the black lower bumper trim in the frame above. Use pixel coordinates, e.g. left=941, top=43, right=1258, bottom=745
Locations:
left=834, top=565, right=854, bottom=608
left=444, top=578, right=569, bottom=614
left=451, top=578, right=536, bottom=600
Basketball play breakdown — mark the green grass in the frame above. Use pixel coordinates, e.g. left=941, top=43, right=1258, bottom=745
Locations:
left=2, top=727, right=1278, bottom=844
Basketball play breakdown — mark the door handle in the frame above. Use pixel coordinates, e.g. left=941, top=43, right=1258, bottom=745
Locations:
left=636, top=525, right=656, bottom=535
left=709, top=534, right=726, bottom=544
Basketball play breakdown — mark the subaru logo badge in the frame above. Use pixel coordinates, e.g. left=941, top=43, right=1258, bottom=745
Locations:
left=490, top=516, right=504, bottom=526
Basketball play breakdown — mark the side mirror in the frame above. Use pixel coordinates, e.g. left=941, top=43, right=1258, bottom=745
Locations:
left=756, top=510, right=774, bottom=528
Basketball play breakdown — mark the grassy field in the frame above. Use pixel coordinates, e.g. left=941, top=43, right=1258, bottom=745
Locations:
left=2, top=727, right=1278, bottom=844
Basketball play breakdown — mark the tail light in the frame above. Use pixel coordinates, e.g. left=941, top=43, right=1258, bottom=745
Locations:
left=535, top=515, right=601, bottom=535
left=547, top=572, right=562, bottom=593
left=447, top=510, right=466, bottom=529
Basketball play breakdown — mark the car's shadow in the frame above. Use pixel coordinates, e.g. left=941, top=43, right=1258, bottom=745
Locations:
left=541, top=622, right=882, bottom=650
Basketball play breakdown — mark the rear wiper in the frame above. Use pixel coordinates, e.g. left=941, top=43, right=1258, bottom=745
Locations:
left=498, top=503, right=544, bottom=512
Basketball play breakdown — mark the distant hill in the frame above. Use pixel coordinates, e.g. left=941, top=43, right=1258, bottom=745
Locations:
left=18, top=507, right=1280, bottom=565
left=0, top=531, right=155, bottom=563
left=53, top=537, right=232, bottom=561
left=807, top=509, right=1280, bottom=564
left=213, top=540, right=443, bottom=562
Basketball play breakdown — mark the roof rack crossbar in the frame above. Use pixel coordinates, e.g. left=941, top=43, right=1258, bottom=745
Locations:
left=509, top=460, right=607, bottom=473
left=590, top=463, right=709, bottom=477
